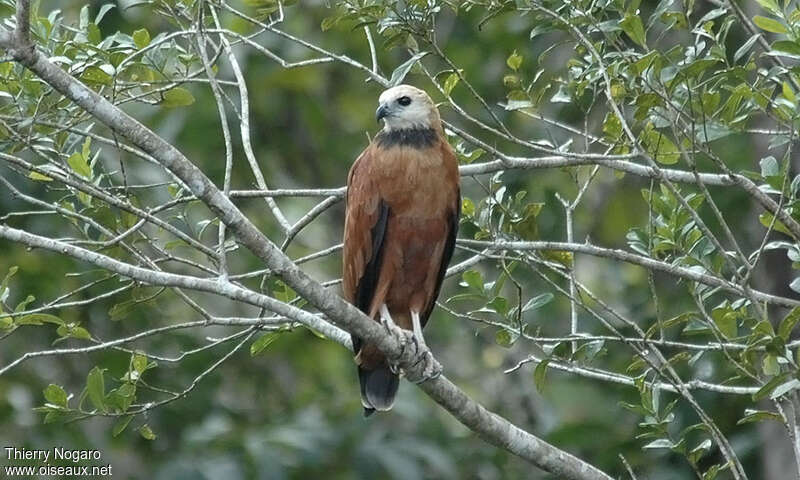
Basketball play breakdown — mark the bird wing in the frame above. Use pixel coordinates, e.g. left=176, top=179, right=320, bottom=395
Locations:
left=420, top=143, right=460, bottom=327
left=342, top=146, right=389, bottom=354
left=420, top=191, right=460, bottom=327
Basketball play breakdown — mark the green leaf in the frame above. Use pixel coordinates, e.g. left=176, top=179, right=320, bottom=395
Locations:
left=641, top=123, right=680, bottom=165
left=688, top=439, right=712, bottom=464
left=711, top=307, right=738, bottom=339
left=771, top=40, right=800, bottom=58
left=759, top=212, right=794, bottom=237
left=113, top=415, right=134, bottom=437
left=446, top=293, right=486, bottom=303
left=96, top=4, right=116, bottom=24
left=43, top=384, right=68, bottom=408
left=642, top=439, right=674, bottom=449
left=132, top=353, right=148, bottom=374
left=106, top=383, right=136, bottom=412
left=28, top=171, right=53, bottom=182
left=83, top=136, right=92, bottom=161
left=737, top=408, right=782, bottom=425
left=133, top=28, right=150, bottom=49
left=573, top=340, right=605, bottom=363
left=320, top=15, right=340, bottom=31
left=762, top=354, right=780, bottom=376
left=81, top=66, right=112, bottom=86
left=679, top=59, right=719, bottom=80
left=695, top=121, right=733, bottom=142
left=760, top=156, right=780, bottom=177
left=487, top=296, right=509, bottom=316
left=631, top=51, right=660, bottom=76
left=511, top=202, right=544, bottom=240
left=504, top=99, right=534, bottom=110
left=79, top=5, right=90, bottom=30
left=41, top=409, right=82, bottom=424
left=0, top=266, right=17, bottom=304
left=785, top=81, right=798, bottom=103
left=271, top=280, right=296, bottom=303
left=542, top=250, right=573, bottom=267
left=15, top=294, right=34, bottom=313
left=86, top=366, right=107, bottom=413
left=753, top=15, right=787, bottom=34
left=443, top=73, right=459, bottom=96
left=533, top=359, right=549, bottom=392
left=161, top=88, right=195, bottom=107
left=770, top=378, right=800, bottom=399
left=459, top=148, right=484, bottom=165
left=506, top=50, right=523, bottom=71
left=734, top=34, right=761, bottom=62
left=462, top=197, right=475, bottom=216
left=660, top=11, right=688, bottom=29
left=703, top=464, right=721, bottom=480
left=388, top=52, right=428, bottom=87
left=17, top=313, right=63, bottom=326
left=495, top=329, right=516, bottom=347
left=756, top=0, right=781, bottom=15
left=67, top=152, right=92, bottom=178
left=603, top=112, right=623, bottom=140
left=522, top=293, right=553, bottom=312
left=779, top=307, right=800, bottom=340
left=70, top=326, right=92, bottom=340
left=620, top=14, right=647, bottom=47
left=461, top=270, right=483, bottom=292
left=753, top=372, right=791, bottom=401
left=108, top=300, right=137, bottom=321
left=121, top=63, right=156, bottom=83
left=139, top=424, right=157, bottom=440
left=87, top=22, right=102, bottom=44
left=250, top=332, right=280, bottom=356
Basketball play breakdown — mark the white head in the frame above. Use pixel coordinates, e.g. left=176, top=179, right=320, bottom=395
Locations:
left=375, top=85, right=440, bottom=131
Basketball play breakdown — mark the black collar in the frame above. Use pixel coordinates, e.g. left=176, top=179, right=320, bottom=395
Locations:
left=375, top=128, right=437, bottom=149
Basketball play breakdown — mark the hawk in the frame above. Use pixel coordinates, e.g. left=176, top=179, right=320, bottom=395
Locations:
left=342, top=85, right=460, bottom=416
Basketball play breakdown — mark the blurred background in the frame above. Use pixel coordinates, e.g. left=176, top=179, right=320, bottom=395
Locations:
left=0, top=0, right=795, bottom=478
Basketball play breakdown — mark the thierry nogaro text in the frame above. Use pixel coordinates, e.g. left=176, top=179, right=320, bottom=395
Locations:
left=4, top=446, right=112, bottom=476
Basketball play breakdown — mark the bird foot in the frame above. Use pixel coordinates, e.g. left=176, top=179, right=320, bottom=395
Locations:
left=380, top=308, right=407, bottom=369
left=409, top=335, right=442, bottom=383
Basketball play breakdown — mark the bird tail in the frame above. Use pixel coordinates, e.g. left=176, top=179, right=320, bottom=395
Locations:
left=358, top=362, right=399, bottom=417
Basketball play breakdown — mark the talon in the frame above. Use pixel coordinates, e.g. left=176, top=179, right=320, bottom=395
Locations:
left=411, top=353, right=425, bottom=369
left=380, top=315, right=392, bottom=332
left=410, top=334, right=421, bottom=355
left=388, top=336, right=406, bottom=364
left=413, top=352, right=442, bottom=384
left=389, top=362, right=400, bottom=375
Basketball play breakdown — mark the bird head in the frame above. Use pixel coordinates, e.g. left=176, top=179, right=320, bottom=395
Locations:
left=375, top=85, right=440, bottom=131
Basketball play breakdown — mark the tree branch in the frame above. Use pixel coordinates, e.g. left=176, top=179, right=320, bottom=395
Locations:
left=458, top=239, right=800, bottom=308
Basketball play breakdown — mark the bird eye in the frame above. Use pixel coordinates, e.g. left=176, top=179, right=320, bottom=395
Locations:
left=397, top=96, right=411, bottom=106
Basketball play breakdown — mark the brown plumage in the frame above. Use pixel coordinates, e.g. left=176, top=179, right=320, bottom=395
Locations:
left=342, top=85, right=460, bottom=416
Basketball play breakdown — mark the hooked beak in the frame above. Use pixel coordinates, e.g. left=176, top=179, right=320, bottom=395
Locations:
left=375, top=104, right=390, bottom=123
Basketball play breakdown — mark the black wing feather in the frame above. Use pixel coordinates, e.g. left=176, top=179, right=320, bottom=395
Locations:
left=351, top=200, right=390, bottom=354
left=421, top=189, right=461, bottom=327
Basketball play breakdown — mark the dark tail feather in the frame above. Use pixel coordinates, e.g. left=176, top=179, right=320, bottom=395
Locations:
left=358, top=365, right=399, bottom=416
